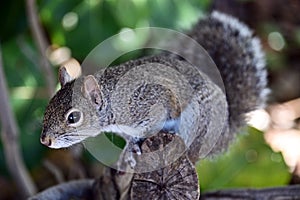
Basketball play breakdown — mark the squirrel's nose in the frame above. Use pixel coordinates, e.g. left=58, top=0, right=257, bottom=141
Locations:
left=40, top=133, right=52, bottom=146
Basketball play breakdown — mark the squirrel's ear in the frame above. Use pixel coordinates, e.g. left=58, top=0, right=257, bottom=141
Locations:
left=59, top=66, right=74, bottom=87
left=58, top=59, right=82, bottom=87
left=82, top=75, right=102, bottom=108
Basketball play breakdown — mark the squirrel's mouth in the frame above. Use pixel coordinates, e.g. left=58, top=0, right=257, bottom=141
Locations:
left=39, top=131, right=70, bottom=149
left=40, top=128, right=101, bottom=149
left=40, top=134, right=76, bottom=149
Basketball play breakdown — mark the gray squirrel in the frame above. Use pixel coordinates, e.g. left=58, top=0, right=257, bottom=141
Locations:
left=40, top=11, right=269, bottom=164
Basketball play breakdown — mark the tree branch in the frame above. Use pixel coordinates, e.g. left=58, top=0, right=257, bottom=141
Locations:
left=25, top=0, right=56, bottom=97
left=28, top=179, right=94, bottom=200
left=0, top=45, right=37, bottom=197
left=27, top=175, right=300, bottom=199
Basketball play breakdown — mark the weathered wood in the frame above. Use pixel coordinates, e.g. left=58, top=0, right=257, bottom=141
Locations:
left=131, top=132, right=200, bottom=200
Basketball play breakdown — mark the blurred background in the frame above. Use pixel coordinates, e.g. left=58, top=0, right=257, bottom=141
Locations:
left=0, top=0, right=299, bottom=199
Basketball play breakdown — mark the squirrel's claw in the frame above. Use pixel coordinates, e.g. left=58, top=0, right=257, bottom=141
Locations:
left=116, top=139, right=142, bottom=171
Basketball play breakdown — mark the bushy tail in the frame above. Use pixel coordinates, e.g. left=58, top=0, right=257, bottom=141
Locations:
left=190, top=11, right=269, bottom=136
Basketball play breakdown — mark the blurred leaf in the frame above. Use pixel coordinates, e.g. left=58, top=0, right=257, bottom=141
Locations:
left=294, top=28, right=300, bottom=46
left=105, top=132, right=126, bottom=149
left=197, top=128, right=290, bottom=191
left=0, top=1, right=27, bottom=41
left=266, top=51, right=286, bottom=71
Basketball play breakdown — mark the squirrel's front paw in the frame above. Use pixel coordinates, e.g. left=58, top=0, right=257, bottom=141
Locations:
left=116, top=140, right=142, bottom=171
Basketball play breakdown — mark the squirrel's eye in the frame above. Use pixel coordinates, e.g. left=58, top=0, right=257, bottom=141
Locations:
left=67, top=111, right=81, bottom=124
left=66, top=109, right=83, bottom=127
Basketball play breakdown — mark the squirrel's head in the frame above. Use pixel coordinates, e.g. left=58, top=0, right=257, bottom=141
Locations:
left=40, top=66, right=104, bottom=149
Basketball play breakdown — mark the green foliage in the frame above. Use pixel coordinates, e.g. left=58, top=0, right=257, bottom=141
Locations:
left=1, top=35, right=49, bottom=171
left=0, top=1, right=27, bottom=41
left=105, top=132, right=126, bottom=149
left=37, top=0, right=208, bottom=60
left=198, top=128, right=290, bottom=191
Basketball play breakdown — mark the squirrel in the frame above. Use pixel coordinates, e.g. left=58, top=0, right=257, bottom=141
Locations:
left=40, top=11, right=269, bottom=165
